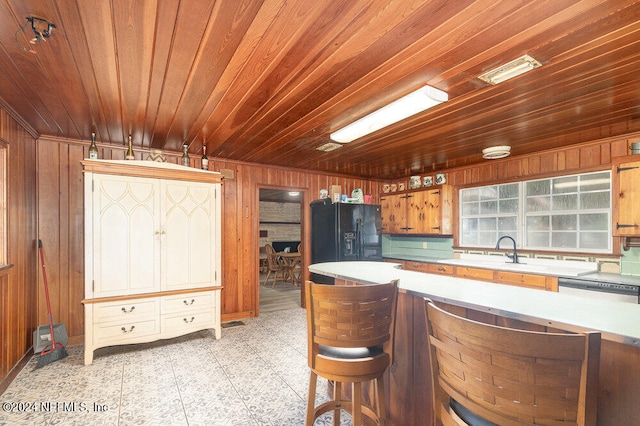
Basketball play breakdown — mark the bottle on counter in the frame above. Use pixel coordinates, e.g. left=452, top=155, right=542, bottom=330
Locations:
left=201, top=144, right=209, bottom=170
left=88, top=132, right=99, bottom=159
left=181, top=144, right=190, bottom=167
left=125, top=135, right=135, bottom=160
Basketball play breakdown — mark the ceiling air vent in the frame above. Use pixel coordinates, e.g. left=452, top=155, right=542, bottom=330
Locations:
left=316, top=142, right=342, bottom=152
left=478, top=55, right=541, bottom=85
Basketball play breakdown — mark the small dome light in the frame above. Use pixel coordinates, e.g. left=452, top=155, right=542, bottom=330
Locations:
left=482, top=146, right=511, bottom=159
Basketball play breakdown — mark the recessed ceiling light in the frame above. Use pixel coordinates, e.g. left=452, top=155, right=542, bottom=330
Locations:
left=482, top=146, right=511, bottom=159
left=478, top=55, right=541, bottom=85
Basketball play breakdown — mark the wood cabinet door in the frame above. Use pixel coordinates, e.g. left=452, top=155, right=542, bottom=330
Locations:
left=381, top=193, right=406, bottom=233
left=614, top=159, right=640, bottom=236
left=424, top=189, right=442, bottom=233
left=89, top=174, right=161, bottom=298
left=161, top=180, right=220, bottom=291
left=406, top=192, right=427, bottom=233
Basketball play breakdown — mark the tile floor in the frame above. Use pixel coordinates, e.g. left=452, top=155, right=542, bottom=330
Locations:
left=0, top=307, right=350, bottom=425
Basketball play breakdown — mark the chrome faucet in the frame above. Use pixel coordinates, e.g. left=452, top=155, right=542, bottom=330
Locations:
left=495, top=236, right=519, bottom=263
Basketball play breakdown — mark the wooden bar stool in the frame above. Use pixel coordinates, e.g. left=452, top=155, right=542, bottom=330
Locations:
left=304, top=279, right=398, bottom=425
left=424, top=299, right=601, bottom=426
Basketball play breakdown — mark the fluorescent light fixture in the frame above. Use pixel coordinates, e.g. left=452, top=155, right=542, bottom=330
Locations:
left=288, top=192, right=300, bottom=196
left=330, top=85, right=448, bottom=143
left=478, top=54, right=541, bottom=85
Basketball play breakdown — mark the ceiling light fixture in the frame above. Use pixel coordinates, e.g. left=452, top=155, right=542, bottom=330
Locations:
left=330, top=85, right=448, bottom=143
left=482, top=145, right=511, bottom=159
left=316, top=142, right=342, bottom=152
left=15, top=16, right=56, bottom=54
left=478, top=54, right=541, bottom=85
left=288, top=192, right=300, bottom=197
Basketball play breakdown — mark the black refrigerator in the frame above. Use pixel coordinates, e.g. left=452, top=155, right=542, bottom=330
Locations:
left=310, top=199, right=382, bottom=284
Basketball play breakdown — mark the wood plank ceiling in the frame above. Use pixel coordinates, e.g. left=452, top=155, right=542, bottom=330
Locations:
left=0, top=0, right=639, bottom=179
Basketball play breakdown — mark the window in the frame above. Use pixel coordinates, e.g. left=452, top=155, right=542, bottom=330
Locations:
left=459, top=171, right=611, bottom=252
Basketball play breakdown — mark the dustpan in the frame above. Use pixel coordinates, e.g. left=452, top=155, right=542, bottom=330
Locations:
left=33, top=323, right=68, bottom=354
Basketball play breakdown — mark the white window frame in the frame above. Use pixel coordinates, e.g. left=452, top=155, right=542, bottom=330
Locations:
left=459, top=171, right=612, bottom=253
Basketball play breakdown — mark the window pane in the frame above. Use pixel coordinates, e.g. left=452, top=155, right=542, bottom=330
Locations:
left=461, top=188, right=479, bottom=202
left=526, top=196, right=550, bottom=212
left=552, top=194, right=577, bottom=210
left=527, top=215, right=549, bottom=230
left=479, top=217, right=496, bottom=231
left=580, top=213, right=608, bottom=231
left=527, top=231, right=549, bottom=247
left=499, top=199, right=518, bottom=213
left=526, top=180, right=549, bottom=196
left=580, top=192, right=610, bottom=209
left=462, top=202, right=479, bottom=216
left=479, top=186, right=497, bottom=200
left=552, top=232, right=577, bottom=248
left=552, top=176, right=577, bottom=194
left=480, top=201, right=497, bottom=215
left=462, top=218, right=478, bottom=232
left=580, top=232, right=608, bottom=249
left=478, top=232, right=497, bottom=246
left=552, top=214, right=577, bottom=230
left=498, top=216, right=517, bottom=231
left=499, top=183, right=519, bottom=199
left=580, top=172, right=610, bottom=191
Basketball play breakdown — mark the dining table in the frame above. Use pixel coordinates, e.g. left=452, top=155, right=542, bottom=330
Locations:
left=277, top=251, right=302, bottom=285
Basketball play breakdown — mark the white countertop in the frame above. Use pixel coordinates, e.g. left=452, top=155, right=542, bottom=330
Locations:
left=436, top=253, right=598, bottom=276
left=309, top=261, right=640, bottom=347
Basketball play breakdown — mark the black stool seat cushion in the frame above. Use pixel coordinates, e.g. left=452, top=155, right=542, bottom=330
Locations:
left=450, top=399, right=497, bottom=426
left=318, top=344, right=383, bottom=359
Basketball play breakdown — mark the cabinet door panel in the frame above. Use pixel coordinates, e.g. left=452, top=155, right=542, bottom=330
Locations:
left=92, top=175, right=160, bottom=297
left=614, top=160, right=640, bottom=236
left=162, top=181, right=218, bottom=290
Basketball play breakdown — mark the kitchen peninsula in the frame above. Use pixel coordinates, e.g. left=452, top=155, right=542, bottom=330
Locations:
left=309, top=261, right=640, bottom=426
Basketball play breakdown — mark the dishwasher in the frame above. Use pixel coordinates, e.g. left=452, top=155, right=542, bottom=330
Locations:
left=558, top=276, right=640, bottom=304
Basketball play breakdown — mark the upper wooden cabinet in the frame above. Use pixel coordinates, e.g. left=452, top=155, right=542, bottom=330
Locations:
left=380, top=185, right=452, bottom=235
left=613, top=157, right=640, bottom=237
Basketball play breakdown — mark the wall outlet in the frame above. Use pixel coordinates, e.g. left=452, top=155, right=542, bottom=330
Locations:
left=422, top=242, right=428, bottom=249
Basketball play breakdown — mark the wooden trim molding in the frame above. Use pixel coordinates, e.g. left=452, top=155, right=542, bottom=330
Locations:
left=81, top=159, right=224, bottom=184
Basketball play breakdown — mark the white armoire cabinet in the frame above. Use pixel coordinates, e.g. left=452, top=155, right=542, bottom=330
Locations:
left=82, top=159, right=223, bottom=365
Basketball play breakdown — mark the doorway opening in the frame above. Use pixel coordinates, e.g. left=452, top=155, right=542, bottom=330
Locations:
left=258, top=187, right=305, bottom=314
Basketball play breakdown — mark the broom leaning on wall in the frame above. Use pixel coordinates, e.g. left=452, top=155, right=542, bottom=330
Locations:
left=34, top=239, right=68, bottom=369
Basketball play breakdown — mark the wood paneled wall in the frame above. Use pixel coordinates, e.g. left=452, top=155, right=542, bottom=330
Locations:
left=0, top=108, right=37, bottom=388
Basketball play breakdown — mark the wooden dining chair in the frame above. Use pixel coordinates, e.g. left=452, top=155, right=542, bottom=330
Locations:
left=424, top=300, right=601, bottom=426
left=263, top=243, right=286, bottom=287
left=305, top=279, right=398, bottom=425
left=290, top=243, right=303, bottom=285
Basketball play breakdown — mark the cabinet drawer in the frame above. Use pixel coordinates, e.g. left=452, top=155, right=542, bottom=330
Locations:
left=495, top=271, right=547, bottom=289
left=94, top=318, right=159, bottom=344
left=161, top=291, right=215, bottom=314
left=455, top=266, right=494, bottom=281
left=93, top=298, right=159, bottom=323
left=404, top=262, right=429, bottom=273
left=427, top=263, right=454, bottom=275
left=162, top=310, right=215, bottom=334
